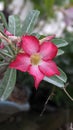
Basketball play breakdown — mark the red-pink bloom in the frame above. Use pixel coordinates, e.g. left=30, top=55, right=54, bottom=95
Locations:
left=9, top=35, right=60, bottom=89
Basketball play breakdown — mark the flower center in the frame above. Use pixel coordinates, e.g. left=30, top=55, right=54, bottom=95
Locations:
left=31, top=53, right=41, bottom=65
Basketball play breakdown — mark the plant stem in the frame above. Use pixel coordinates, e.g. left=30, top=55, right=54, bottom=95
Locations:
left=40, top=88, right=55, bottom=116
left=63, top=87, right=73, bottom=101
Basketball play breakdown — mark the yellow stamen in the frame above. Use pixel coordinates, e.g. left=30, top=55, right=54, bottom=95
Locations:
left=31, top=53, right=41, bottom=65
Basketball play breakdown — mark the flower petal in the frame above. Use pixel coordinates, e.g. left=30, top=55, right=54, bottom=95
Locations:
left=39, top=60, right=60, bottom=77
left=28, top=65, right=44, bottom=89
left=9, top=53, right=31, bottom=72
left=40, top=35, right=55, bottom=43
left=39, top=41, right=58, bottom=60
left=21, top=35, right=40, bottom=55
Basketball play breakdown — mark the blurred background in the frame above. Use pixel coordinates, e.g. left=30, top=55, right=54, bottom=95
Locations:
left=0, top=0, right=73, bottom=130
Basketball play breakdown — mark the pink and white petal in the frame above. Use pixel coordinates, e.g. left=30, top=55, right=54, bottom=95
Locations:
left=9, top=53, right=31, bottom=72
left=28, top=65, right=44, bottom=89
left=39, top=60, right=60, bottom=77
left=21, top=35, right=40, bottom=55
left=39, top=41, right=58, bottom=60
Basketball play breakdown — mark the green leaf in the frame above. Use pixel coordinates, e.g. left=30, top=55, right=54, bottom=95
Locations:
left=57, top=49, right=64, bottom=56
left=52, top=39, right=68, bottom=48
left=0, top=68, right=16, bottom=100
left=44, top=68, right=67, bottom=88
left=0, top=12, right=8, bottom=29
left=44, top=76, right=64, bottom=88
left=56, top=68, right=67, bottom=83
left=0, top=23, right=4, bottom=31
left=22, top=10, right=40, bottom=34
left=0, top=62, right=8, bottom=67
left=8, top=15, right=22, bottom=36
left=32, top=33, right=46, bottom=39
left=31, top=33, right=41, bottom=38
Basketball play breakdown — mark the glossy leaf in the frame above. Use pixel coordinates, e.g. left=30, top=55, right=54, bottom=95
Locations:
left=52, top=39, right=68, bottom=48
left=56, top=68, right=67, bottom=83
left=44, top=76, right=64, bottom=88
left=8, top=15, right=22, bottom=36
left=22, top=10, right=40, bottom=34
left=0, top=68, right=16, bottom=100
left=44, top=68, right=67, bottom=88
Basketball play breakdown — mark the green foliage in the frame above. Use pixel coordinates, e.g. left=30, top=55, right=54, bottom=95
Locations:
left=55, top=0, right=69, bottom=6
left=44, top=68, right=67, bottom=88
left=8, top=15, right=22, bottom=36
left=44, top=0, right=55, bottom=15
left=53, top=30, right=73, bottom=106
left=70, top=0, right=73, bottom=4
left=0, top=23, right=4, bottom=32
left=44, top=76, right=64, bottom=88
left=0, top=68, right=16, bottom=100
left=8, top=10, right=40, bottom=36
left=31, top=0, right=55, bottom=18
left=56, top=30, right=73, bottom=85
left=57, top=49, right=64, bottom=56
left=43, top=38, right=68, bottom=88
left=52, top=38, right=69, bottom=56
left=0, top=10, right=69, bottom=100
left=0, top=12, right=8, bottom=29
left=22, top=10, right=40, bottom=34
left=42, top=37, right=69, bottom=95
left=52, top=39, right=69, bottom=48
left=56, top=68, right=67, bottom=83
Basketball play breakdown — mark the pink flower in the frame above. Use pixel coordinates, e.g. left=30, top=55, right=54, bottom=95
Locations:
left=9, top=35, right=60, bottom=89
